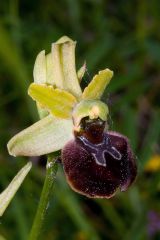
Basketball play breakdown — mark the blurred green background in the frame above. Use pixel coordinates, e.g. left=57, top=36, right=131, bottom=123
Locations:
left=0, top=0, right=160, bottom=239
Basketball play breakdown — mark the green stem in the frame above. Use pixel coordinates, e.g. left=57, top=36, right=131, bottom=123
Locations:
left=29, top=155, right=58, bottom=240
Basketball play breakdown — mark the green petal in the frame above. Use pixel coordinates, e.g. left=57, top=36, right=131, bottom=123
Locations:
left=7, top=115, right=73, bottom=156
left=28, top=83, right=77, bottom=119
left=51, top=37, right=82, bottom=98
left=0, top=162, right=32, bottom=216
left=82, top=68, right=113, bottom=100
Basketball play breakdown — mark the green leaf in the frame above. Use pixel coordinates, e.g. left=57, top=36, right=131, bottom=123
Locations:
left=28, top=83, right=77, bottom=119
left=0, top=162, right=32, bottom=217
left=7, top=115, right=73, bottom=156
left=82, top=68, right=113, bottom=100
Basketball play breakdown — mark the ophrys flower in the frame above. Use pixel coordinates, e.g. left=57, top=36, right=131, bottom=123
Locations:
left=7, top=36, right=137, bottom=198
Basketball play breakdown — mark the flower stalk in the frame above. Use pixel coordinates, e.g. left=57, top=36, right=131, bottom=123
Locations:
left=29, top=155, right=58, bottom=240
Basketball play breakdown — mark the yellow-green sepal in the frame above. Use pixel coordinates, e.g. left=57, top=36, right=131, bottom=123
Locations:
left=72, top=100, right=109, bottom=128
left=7, top=115, right=73, bottom=156
left=28, top=83, right=77, bottom=119
left=82, top=68, right=113, bottom=100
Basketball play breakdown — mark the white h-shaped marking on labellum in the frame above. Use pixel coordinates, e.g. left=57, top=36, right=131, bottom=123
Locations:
left=78, top=135, right=122, bottom=167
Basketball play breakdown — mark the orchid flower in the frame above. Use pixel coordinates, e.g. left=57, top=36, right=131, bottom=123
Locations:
left=7, top=36, right=137, bottom=199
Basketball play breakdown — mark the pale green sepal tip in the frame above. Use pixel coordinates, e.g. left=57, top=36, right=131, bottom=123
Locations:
left=56, top=36, right=74, bottom=44
left=7, top=115, right=73, bottom=157
left=0, top=162, right=32, bottom=217
left=72, top=100, right=109, bottom=127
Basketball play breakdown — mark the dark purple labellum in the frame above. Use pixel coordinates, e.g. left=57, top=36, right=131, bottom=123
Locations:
left=62, top=118, right=137, bottom=198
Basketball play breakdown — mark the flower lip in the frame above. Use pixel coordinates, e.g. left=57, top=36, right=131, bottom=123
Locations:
left=62, top=118, right=137, bottom=198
